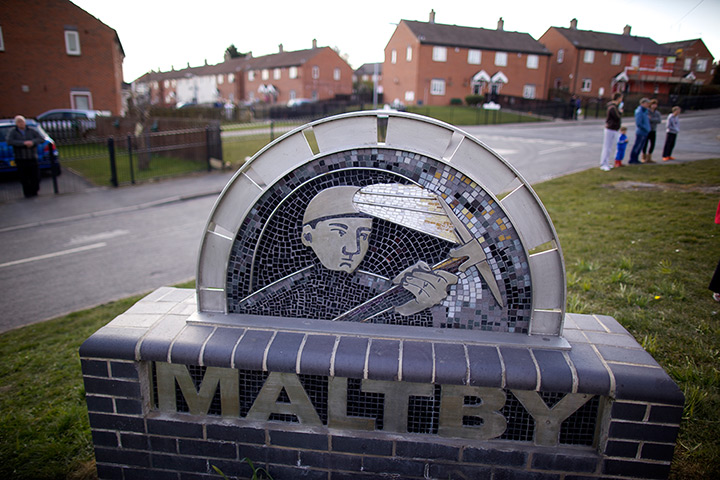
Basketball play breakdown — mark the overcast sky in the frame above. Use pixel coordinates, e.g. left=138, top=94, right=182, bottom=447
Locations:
left=70, top=0, right=719, bottom=83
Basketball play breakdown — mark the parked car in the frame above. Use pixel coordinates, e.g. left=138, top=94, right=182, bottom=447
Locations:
left=0, top=119, right=60, bottom=174
left=287, top=98, right=314, bottom=107
left=36, top=108, right=106, bottom=140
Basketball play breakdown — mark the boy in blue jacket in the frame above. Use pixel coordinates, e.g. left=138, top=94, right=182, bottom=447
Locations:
left=615, top=126, right=628, bottom=168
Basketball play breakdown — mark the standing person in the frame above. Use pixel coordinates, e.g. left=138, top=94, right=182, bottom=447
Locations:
left=5, top=115, right=43, bottom=197
left=662, top=106, right=681, bottom=161
left=600, top=92, right=623, bottom=171
left=629, top=98, right=650, bottom=164
left=710, top=200, right=720, bottom=302
left=642, top=99, right=662, bottom=163
left=615, top=127, right=629, bottom=167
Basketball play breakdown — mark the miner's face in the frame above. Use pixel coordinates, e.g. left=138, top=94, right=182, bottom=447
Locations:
left=302, top=216, right=372, bottom=273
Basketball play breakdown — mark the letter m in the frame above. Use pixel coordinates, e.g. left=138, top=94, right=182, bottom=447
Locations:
left=156, top=362, right=239, bottom=417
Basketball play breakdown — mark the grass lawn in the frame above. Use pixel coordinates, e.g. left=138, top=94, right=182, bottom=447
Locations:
left=1, top=161, right=718, bottom=479
left=406, top=104, right=542, bottom=125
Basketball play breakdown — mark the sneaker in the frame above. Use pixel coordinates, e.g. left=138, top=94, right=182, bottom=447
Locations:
left=668, top=157, right=675, bottom=160
left=662, top=157, right=671, bottom=161
left=600, top=166, right=611, bottom=171
left=713, top=292, right=720, bottom=302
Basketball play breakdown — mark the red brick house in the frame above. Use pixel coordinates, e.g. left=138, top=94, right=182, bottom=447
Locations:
left=539, top=19, right=675, bottom=99
left=0, top=0, right=125, bottom=117
left=661, top=39, right=715, bottom=93
left=382, top=11, right=552, bottom=106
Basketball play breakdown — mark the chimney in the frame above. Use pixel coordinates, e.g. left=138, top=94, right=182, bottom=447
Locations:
left=429, top=9, right=435, bottom=23
left=497, top=17, right=504, bottom=31
left=570, top=18, right=578, bottom=30
left=279, top=43, right=284, bottom=53
left=204, top=59, right=208, bottom=66
left=623, top=25, right=631, bottom=35
left=312, top=38, right=317, bottom=49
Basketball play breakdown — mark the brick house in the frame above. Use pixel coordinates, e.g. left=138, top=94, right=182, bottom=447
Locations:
left=0, top=0, right=125, bottom=117
left=382, top=11, right=552, bottom=106
left=539, top=19, right=675, bottom=99
left=134, top=42, right=353, bottom=108
left=661, top=39, right=715, bottom=93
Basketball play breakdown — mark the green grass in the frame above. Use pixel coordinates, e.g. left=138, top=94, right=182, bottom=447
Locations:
left=406, top=104, right=542, bottom=125
left=1, top=161, right=719, bottom=479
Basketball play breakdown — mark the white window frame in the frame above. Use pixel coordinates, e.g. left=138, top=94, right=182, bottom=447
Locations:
left=333, top=67, right=341, bottom=81
left=581, top=78, right=592, bottom=92
left=523, top=84, right=536, bottom=99
left=70, top=91, right=92, bottom=110
left=632, top=55, right=640, bottom=67
left=273, top=68, right=281, bottom=80
left=406, top=46, right=412, bottom=62
left=312, top=66, right=320, bottom=79
left=248, top=71, right=255, bottom=81
left=557, top=49, right=564, bottom=64
left=655, top=57, right=663, bottom=69
left=261, top=69, right=269, bottom=80
left=611, top=53, right=621, bottom=65
left=404, top=91, right=415, bottom=102
left=430, top=79, right=446, bottom=95
left=583, top=50, right=595, bottom=63
left=217, top=74, right=224, bottom=85
left=494, top=52, right=507, bottom=66
left=684, top=58, right=692, bottom=70
left=228, top=73, right=235, bottom=83
left=164, top=80, right=170, bottom=88
left=526, top=54, right=539, bottom=69
left=468, top=49, right=481, bottom=65
left=289, top=66, right=298, bottom=79
left=697, top=59, right=708, bottom=72
left=391, top=49, right=397, bottom=64
left=0, top=26, right=5, bottom=51
left=64, top=29, right=81, bottom=56
left=432, top=46, right=447, bottom=62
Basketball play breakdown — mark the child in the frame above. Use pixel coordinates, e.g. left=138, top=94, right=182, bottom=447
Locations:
left=615, top=126, right=628, bottom=167
left=662, top=106, right=681, bottom=161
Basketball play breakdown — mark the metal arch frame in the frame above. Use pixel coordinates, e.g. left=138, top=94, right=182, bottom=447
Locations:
left=195, top=110, right=566, bottom=337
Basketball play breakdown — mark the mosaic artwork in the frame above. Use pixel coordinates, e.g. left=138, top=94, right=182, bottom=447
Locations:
left=226, top=148, right=532, bottom=333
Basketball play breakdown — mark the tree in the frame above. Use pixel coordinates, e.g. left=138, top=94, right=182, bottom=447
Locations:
left=225, top=44, right=248, bottom=60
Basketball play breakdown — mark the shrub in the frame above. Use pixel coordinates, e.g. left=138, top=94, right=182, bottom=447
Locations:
left=465, top=94, right=484, bottom=106
left=449, top=98, right=463, bottom=106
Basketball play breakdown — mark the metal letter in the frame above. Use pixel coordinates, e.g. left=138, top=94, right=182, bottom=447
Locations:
left=246, top=372, right=322, bottom=425
left=361, top=379, right=434, bottom=433
left=156, top=362, right=239, bottom=417
left=327, top=377, right=375, bottom=430
left=513, top=390, right=593, bottom=446
left=438, top=385, right=507, bottom=439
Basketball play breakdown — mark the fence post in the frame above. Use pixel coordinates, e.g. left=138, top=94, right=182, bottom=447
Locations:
left=270, top=120, right=275, bottom=142
left=49, top=142, right=59, bottom=194
left=205, top=126, right=212, bottom=172
left=127, top=134, right=135, bottom=184
left=108, top=137, right=118, bottom=187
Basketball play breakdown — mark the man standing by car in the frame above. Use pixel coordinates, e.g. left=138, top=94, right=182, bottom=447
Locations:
left=6, top=115, right=42, bottom=197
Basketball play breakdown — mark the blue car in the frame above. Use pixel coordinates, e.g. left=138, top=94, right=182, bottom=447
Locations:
left=0, top=118, right=60, bottom=174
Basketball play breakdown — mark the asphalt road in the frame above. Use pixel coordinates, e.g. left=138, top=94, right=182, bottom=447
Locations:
left=1, top=111, right=718, bottom=333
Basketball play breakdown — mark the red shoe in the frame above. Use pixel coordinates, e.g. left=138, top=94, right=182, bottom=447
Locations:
left=668, top=157, right=675, bottom=160
left=662, top=157, right=671, bottom=161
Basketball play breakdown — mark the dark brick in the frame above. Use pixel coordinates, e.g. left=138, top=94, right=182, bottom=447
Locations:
left=206, top=458, right=255, bottom=478
left=567, top=343, right=611, bottom=395
left=91, top=430, right=118, bottom=448
left=433, top=343, right=467, bottom=385
left=266, top=465, right=327, bottom=480
left=80, top=327, right=145, bottom=360
left=85, top=395, right=114, bottom=413
left=609, top=421, right=679, bottom=443
left=299, top=334, right=336, bottom=376
left=429, top=463, right=492, bottom=479
left=95, top=447, right=150, bottom=467
left=121, top=433, right=149, bottom=450
left=116, top=398, right=143, bottom=415
left=331, top=435, right=392, bottom=456
left=333, top=337, right=368, bottom=378
left=366, top=339, right=400, bottom=381
left=265, top=446, right=301, bottom=465
left=395, top=440, right=459, bottom=461
left=152, top=453, right=208, bottom=471
left=603, top=459, right=671, bottom=479
left=124, top=467, right=179, bottom=480
left=88, top=413, right=145, bottom=433
left=84, top=377, right=141, bottom=398
left=150, top=435, right=178, bottom=453
left=467, top=344, right=503, bottom=387
left=269, top=430, right=328, bottom=450
left=266, top=332, right=305, bottom=372
left=110, top=361, right=139, bottom=379
left=597, top=344, right=658, bottom=367
left=361, top=456, right=426, bottom=477
left=181, top=472, right=226, bottom=480
left=641, top=442, right=677, bottom=461
left=82, top=359, right=109, bottom=377
left=329, top=472, right=374, bottom=480
left=207, top=424, right=265, bottom=444
left=533, top=349, right=573, bottom=392
left=648, top=405, right=683, bottom=425
left=299, top=451, right=362, bottom=471
left=463, top=446, right=526, bottom=467
left=95, top=463, right=124, bottom=479
left=170, top=325, right=215, bottom=364
left=203, top=327, right=246, bottom=368
left=499, top=347, right=537, bottom=390
left=179, top=439, right=237, bottom=459
left=611, top=363, right=684, bottom=404
left=493, top=468, right=561, bottom=480
left=233, top=329, right=274, bottom=370
left=401, top=341, right=434, bottom=383
left=611, top=401, right=647, bottom=421
left=147, top=418, right=203, bottom=438
left=531, top=452, right=598, bottom=472
left=604, top=440, right=639, bottom=458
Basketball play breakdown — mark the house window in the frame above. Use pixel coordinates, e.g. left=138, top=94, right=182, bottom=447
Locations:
left=71, top=91, right=92, bottom=110
left=164, top=80, right=170, bottom=88
left=557, top=49, right=564, bottom=63
left=312, top=66, right=320, bottom=79
left=468, top=49, right=481, bottom=65
left=583, top=50, right=594, bottom=63
left=684, top=58, right=692, bottom=70
left=611, top=53, right=621, bottom=65
left=406, top=46, right=412, bottom=62
left=333, top=68, right=341, bottom=80
left=432, top=46, right=447, bottom=62
left=289, top=66, right=298, bottom=79
left=430, top=79, right=445, bottom=95
left=697, top=59, right=708, bottom=72
left=273, top=68, right=281, bottom=80
left=289, top=90, right=296, bottom=100
left=248, top=71, right=255, bottom=81
left=64, top=29, right=81, bottom=56
left=0, top=26, right=4, bottom=51
left=228, top=73, right=235, bottom=83
left=391, top=49, right=397, bottom=64
left=655, top=57, right=663, bottom=69
left=526, top=54, right=539, bottom=69
left=405, top=91, right=415, bottom=102
left=523, top=85, right=536, bottom=99
left=631, top=55, right=640, bottom=67
left=495, top=52, right=507, bottom=66
left=666, top=56, right=676, bottom=64
left=217, top=74, right=224, bottom=84
left=261, top=69, right=269, bottom=80
left=581, top=78, right=592, bottom=92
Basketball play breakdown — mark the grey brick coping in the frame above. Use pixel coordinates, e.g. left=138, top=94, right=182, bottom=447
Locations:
left=80, top=287, right=684, bottom=404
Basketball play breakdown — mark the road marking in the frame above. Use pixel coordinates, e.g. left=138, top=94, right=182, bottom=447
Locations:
left=0, top=242, right=106, bottom=269
left=67, top=229, right=129, bottom=246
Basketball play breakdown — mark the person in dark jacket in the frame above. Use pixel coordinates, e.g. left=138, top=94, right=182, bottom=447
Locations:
left=599, top=92, right=623, bottom=171
left=6, top=115, right=43, bottom=197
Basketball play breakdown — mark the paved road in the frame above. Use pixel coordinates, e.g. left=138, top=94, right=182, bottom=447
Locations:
left=0, top=111, right=717, bottom=333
